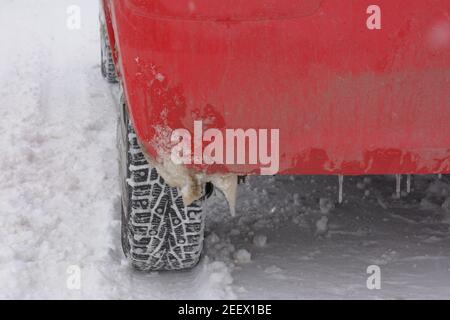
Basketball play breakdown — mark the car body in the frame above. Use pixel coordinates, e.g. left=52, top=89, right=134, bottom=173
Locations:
left=103, top=0, right=450, bottom=176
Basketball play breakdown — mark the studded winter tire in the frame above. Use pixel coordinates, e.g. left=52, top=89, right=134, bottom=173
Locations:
left=117, top=99, right=205, bottom=271
left=100, top=22, right=118, bottom=83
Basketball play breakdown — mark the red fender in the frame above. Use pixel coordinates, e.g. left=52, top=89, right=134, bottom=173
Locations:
left=104, top=0, right=450, bottom=175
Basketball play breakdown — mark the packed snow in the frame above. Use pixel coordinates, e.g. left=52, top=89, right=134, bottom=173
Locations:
left=1, top=0, right=450, bottom=300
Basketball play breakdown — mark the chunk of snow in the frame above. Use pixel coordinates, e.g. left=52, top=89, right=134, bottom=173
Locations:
left=206, top=232, right=220, bottom=245
left=234, top=249, right=252, bottom=264
left=253, top=235, right=267, bottom=248
left=319, top=197, right=335, bottom=215
left=315, top=216, right=329, bottom=236
left=195, top=261, right=236, bottom=299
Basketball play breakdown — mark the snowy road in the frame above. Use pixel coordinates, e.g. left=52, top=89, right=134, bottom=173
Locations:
left=1, top=0, right=449, bottom=300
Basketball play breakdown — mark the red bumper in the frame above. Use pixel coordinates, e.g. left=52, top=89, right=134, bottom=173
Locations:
left=107, top=0, right=450, bottom=175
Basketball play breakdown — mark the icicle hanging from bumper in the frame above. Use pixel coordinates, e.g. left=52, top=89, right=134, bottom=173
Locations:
left=406, top=174, right=411, bottom=194
left=395, top=174, right=402, bottom=198
left=338, top=175, right=344, bottom=204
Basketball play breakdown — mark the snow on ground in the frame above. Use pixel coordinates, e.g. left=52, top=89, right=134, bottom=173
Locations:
left=0, top=0, right=449, bottom=300
left=206, top=175, right=450, bottom=299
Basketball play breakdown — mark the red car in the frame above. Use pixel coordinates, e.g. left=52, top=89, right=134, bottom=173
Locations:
left=100, top=0, right=450, bottom=271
